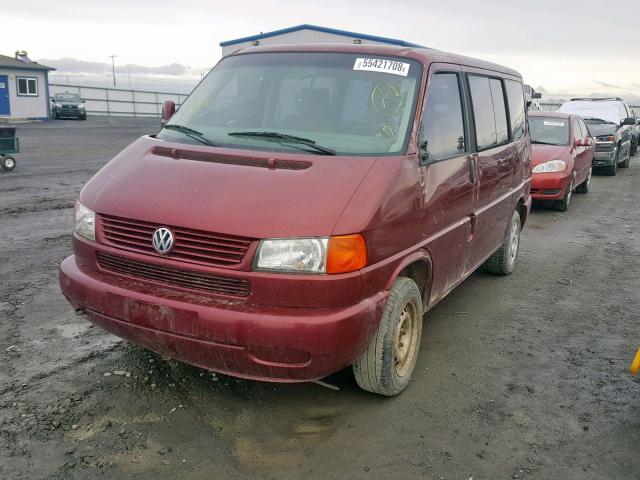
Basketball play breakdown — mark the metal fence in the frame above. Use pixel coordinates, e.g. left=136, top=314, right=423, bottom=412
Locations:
left=48, top=83, right=188, bottom=117
left=48, top=84, right=640, bottom=119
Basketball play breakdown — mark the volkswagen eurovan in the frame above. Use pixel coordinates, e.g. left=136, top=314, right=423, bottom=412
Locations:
left=59, top=44, right=531, bottom=396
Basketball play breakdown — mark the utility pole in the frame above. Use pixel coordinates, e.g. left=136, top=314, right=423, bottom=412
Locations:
left=109, top=54, right=118, bottom=87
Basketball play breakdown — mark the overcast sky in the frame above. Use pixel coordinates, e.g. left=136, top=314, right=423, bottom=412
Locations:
left=4, top=0, right=639, bottom=94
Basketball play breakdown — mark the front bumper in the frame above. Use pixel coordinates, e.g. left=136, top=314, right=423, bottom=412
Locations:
left=530, top=172, right=571, bottom=201
left=59, top=255, right=386, bottom=382
left=54, top=108, right=85, bottom=118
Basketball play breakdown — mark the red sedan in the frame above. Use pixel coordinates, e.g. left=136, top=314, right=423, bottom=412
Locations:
left=529, top=111, right=595, bottom=211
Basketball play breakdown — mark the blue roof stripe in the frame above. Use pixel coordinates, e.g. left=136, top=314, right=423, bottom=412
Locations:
left=219, top=24, right=423, bottom=48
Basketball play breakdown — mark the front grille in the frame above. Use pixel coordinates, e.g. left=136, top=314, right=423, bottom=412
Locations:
left=97, top=252, right=251, bottom=296
left=99, top=214, right=253, bottom=268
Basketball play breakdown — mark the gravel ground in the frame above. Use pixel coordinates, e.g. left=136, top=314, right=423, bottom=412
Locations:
left=1, top=117, right=639, bottom=480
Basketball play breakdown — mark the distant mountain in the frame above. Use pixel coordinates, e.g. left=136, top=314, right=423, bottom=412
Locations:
left=41, top=57, right=210, bottom=94
left=39, top=57, right=209, bottom=77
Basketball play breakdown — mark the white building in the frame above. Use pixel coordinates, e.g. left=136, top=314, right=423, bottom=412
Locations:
left=0, top=52, right=55, bottom=120
left=220, top=24, right=421, bottom=57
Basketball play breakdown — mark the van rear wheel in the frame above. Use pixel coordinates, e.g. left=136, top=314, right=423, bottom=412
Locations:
left=484, top=210, right=521, bottom=275
left=353, top=276, right=423, bottom=396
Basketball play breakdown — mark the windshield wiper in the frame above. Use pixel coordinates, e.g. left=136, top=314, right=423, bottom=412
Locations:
left=531, top=140, right=557, bottom=145
left=228, top=131, right=336, bottom=155
left=163, top=124, right=218, bottom=147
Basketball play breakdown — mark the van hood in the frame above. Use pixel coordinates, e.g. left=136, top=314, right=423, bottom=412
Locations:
left=79, top=136, right=377, bottom=238
left=531, top=144, right=570, bottom=166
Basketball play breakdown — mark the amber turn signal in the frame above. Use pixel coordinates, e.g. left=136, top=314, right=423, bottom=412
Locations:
left=326, top=234, right=367, bottom=274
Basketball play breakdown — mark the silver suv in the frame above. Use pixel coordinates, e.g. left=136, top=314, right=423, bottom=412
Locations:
left=558, top=97, right=635, bottom=176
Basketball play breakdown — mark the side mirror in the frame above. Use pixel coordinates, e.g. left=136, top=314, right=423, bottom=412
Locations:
left=161, top=100, right=176, bottom=126
left=621, top=117, right=635, bottom=126
left=532, top=92, right=542, bottom=99
left=575, top=138, right=591, bottom=147
left=418, top=140, right=430, bottom=166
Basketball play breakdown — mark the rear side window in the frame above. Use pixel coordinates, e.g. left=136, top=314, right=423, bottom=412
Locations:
left=489, top=79, right=509, bottom=144
left=505, top=80, right=526, bottom=140
left=421, top=73, right=466, bottom=161
left=468, top=76, right=495, bottom=148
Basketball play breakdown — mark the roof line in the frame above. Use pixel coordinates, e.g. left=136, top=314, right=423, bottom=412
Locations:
left=219, top=24, right=422, bottom=48
left=0, top=54, right=56, bottom=71
left=0, top=64, right=56, bottom=71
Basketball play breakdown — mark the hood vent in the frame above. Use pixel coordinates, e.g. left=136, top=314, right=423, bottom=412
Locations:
left=151, top=146, right=312, bottom=171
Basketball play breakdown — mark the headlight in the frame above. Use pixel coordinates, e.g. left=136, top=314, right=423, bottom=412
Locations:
left=78, top=104, right=85, bottom=109
left=255, top=238, right=328, bottom=273
left=532, top=160, right=567, bottom=173
left=254, top=234, right=367, bottom=274
left=74, top=200, right=95, bottom=241
left=55, top=103, right=62, bottom=108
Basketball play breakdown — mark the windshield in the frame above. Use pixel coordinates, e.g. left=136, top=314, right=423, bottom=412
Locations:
left=157, top=52, right=422, bottom=156
left=55, top=94, right=81, bottom=102
left=529, top=116, right=570, bottom=146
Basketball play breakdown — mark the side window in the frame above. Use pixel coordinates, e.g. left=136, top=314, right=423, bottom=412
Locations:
left=619, top=104, right=627, bottom=122
left=421, top=73, right=466, bottom=161
left=468, top=76, right=497, bottom=149
left=489, top=79, right=509, bottom=144
left=578, top=119, right=590, bottom=138
left=505, top=80, right=526, bottom=140
left=572, top=119, right=582, bottom=142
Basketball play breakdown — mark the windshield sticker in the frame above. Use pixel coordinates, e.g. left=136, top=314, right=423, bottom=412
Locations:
left=543, top=121, right=565, bottom=127
left=371, top=83, right=404, bottom=116
left=354, top=58, right=410, bottom=77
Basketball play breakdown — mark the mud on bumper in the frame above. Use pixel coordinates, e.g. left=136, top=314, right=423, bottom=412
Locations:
left=59, top=255, right=386, bottom=382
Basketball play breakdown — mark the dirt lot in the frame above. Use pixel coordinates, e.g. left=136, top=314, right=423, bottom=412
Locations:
left=1, top=117, right=639, bottom=480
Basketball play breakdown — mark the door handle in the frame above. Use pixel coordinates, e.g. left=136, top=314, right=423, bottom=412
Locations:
left=467, top=154, right=478, bottom=184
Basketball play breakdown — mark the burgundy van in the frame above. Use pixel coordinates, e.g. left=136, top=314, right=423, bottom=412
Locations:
left=59, top=44, right=531, bottom=396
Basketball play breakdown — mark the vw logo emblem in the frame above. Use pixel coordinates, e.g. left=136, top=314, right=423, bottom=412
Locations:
left=152, top=227, right=174, bottom=254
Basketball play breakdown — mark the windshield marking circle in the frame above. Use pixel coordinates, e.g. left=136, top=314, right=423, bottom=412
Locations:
left=371, top=83, right=404, bottom=116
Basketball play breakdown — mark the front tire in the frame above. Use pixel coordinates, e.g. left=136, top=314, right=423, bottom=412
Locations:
left=619, top=146, right=630, bottom=168
left=484, top=209, right=521, bottom=275
left=554, top=176, right=574, bottom=211
left=604, top=150, right=618, bottom=176
left=353, top=277, right=423, bottom=396
left=575, top=167, right=591, bottom=194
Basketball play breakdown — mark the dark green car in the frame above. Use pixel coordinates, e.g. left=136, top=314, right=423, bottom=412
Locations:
left=52, top=92, right=87, bottom=120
